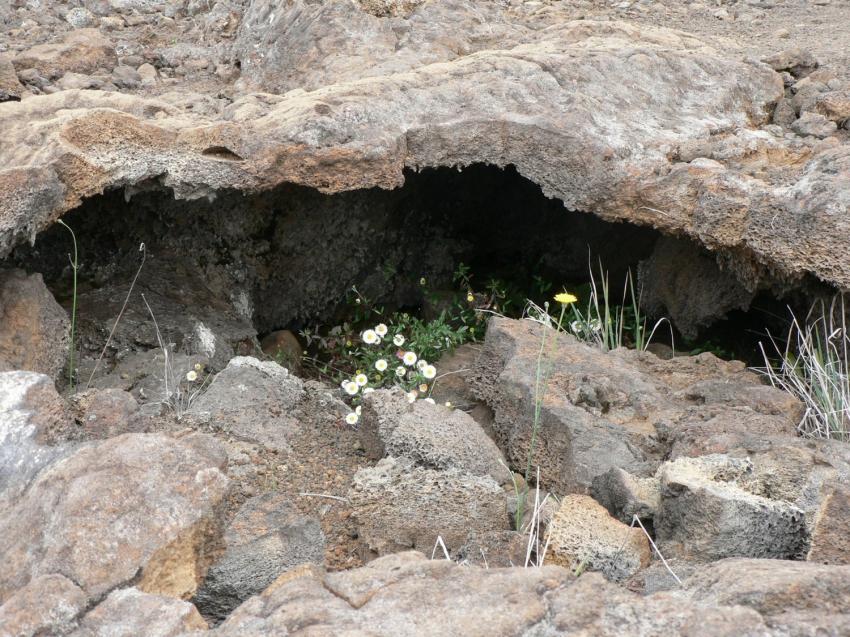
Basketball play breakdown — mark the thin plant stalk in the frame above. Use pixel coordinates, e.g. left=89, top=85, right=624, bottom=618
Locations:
left=57, top=220, right=78, bottom=391
left=85, top=243, right=146, bottom=390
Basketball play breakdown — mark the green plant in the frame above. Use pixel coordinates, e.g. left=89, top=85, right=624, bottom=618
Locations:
left=527, top=264, right=669, bottom=353
left=56, top=220, right=78, bottom=391
left=757, top=297, right=850, bottom=440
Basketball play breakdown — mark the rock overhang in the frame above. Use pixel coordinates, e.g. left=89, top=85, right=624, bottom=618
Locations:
left=1, top=20, right=848, bottom=295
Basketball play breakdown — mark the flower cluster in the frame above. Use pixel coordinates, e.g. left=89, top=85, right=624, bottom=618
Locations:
left=340, top=322, right=440, bottom=425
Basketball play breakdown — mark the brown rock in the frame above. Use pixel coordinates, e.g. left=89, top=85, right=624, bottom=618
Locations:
left=208, top=551, right=769, bottom=636
left=761, top=47, right=819, bottom=77
left=807, top=482, right=850, bottom=564
left=70, top=387, right=146, bottom=440
left=0, top=269, right=70, bottom=380
left=260, top=329, right=303, bottom=374
left=0, top=574, right=86, bottom=637
left=545, top=494, right=650, bottom=581
left=73, top=587, right=207, bottom=637
left=815, top=90, right=850, bottom=123
left=792, top=111, right=838, bottom=138
left=12, top=28, right=118, bottom=78
left=0, top=432, right=228, bottom=603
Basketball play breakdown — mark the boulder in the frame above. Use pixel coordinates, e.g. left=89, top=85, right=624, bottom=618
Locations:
left=12, top=28, right=118, bottom=78
left=591, top=467, right=660, bottom=524
left=68, top=387, right=146, bottom=440
left=807, top=482, right=850, bottom=565
left=193, top=493, right=325, bottom=623
left=349, top=456, right=508, bottom=557
left=208, top=551, right=769, bottom=636
left=188, top=357, right=304, bottom=452
left=545, top=494, right=650, bottom=582
left=0, top=55, right=24, bottom=102
left=0, top=574, right=86, bottom=637
left=360, top=389, right=511, bottom=485
left=685, top=558, right=850, bottom=635
left=0, top=371, right=71, bottom=502
left=72, top=588, right=207, bottom=637
left=792, top=111, right=838, bottom=138
left=761, top=47, right=819, bottom=77
left=655, top=455, right=808, bottom=561
left=468, top=317, right=796, bottom=495
left=0, top=269, right=70, bottom=380
left=0, top=432, right=229, bottom=603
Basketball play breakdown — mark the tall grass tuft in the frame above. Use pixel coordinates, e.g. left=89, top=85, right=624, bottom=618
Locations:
left=757, top=296, right=850, bottom=441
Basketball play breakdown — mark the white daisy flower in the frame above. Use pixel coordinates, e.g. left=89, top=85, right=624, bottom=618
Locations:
left=423, top=397, right=436, bottom=405
left=403, top=351, right=418, bottom=366
left=186, top=370, right=198, bottom=382
left=355, top=373, right=368, bottom=387
left=406, top=390, right=418, bottom=403
left=418, top=383, right=429, bottom=393
left=374, top=358, right=388, bottom=372
left=355, top=405, right=362, bottom=415
left=343, top=381, right=359, bottom=396
left=570, top=320, right=584, bottom=334
left=417, top=359, right=427, bottom=371
left=363, top=387, right=375, bottom=394
left=445, top=401, right=453, bottom=408
left=423, top=364, right=437, bottom=380
left=374, top=323, right=388, bottom=337
left=393, top=334, right=405, bottom=347
left=395, top=366, right=407, bottom=378
left=345, top=412, right=359, bottom=425
left=362, top=329, right=379, bottom=345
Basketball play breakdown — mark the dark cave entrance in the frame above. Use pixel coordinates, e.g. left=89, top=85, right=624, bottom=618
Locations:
left=8, top=163, right=810, bottom=372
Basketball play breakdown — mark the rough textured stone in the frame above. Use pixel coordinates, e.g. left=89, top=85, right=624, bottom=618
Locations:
left=188, top=357, right=304, bottom=452
left=638, top=236, right=755, bottom=338
left=193, top=493, right=325, bottom=623
left=69, top=387, right=146, bottom=440
left=807, top=482, right=850, bottom=565
left=468, top=317, right=796, bottom=495
left=685, top=558, right=850, bottom=634
left=72, top=587, right=207, bottom=637
left=5, top=18, right=850, bottom=300
left=349, top=456, right=508, bottom=557
left=591, top=467, right=660, bottom=524
left=206, top=552, right=769, bottom=636
left=545, top=494, right=650, bottom=582
left=792, top=111, right=838, bottom=137
left=12, top=28, right=118, bottom=78
left=360, top=389, right=511, bottom=484
left=0, top=269, right=70, bottom=380
left=0, top=574, right=86, bottom=637
left=0, top=432, right=228, bottom=603
left=762, top=47, right=819, bottom=77
left=0, top=371, right=71, bottom=502
left=655, top=455, right=808, bottom=561
left=456, top=531, right=529, bottom=568
left=0, top=56, right=24, bottom=102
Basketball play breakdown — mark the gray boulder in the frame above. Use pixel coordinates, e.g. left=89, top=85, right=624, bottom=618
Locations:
left=349, top=456, right=508, bottom=557
left=188, top=357, right=304, bottom=452
left=655, top=455, right=808, bottom=561
left=360, top=389, right=511, bottom=485
left=194, top=493, right=325, bottom=623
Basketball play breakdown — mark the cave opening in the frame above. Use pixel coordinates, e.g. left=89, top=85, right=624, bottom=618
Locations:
left=8, top=163, right=807, bottom=381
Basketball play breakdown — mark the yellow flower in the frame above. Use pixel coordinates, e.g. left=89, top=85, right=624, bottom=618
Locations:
left=554, top=292, right=578, bottom=305
left=466, top=292, right=474, bottom=303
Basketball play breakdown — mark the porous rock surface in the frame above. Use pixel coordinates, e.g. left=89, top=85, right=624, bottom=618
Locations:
left=469, top=317, right=798, bottom=494
left=0, top=3, right=849, bottom=305
left=0, top=431, right=229, bottom=604
left=0, top=268, right=70, bottom=379
left=193, top=492, right=325, bottom=623
left=349, top=456, right=508, bottom=557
